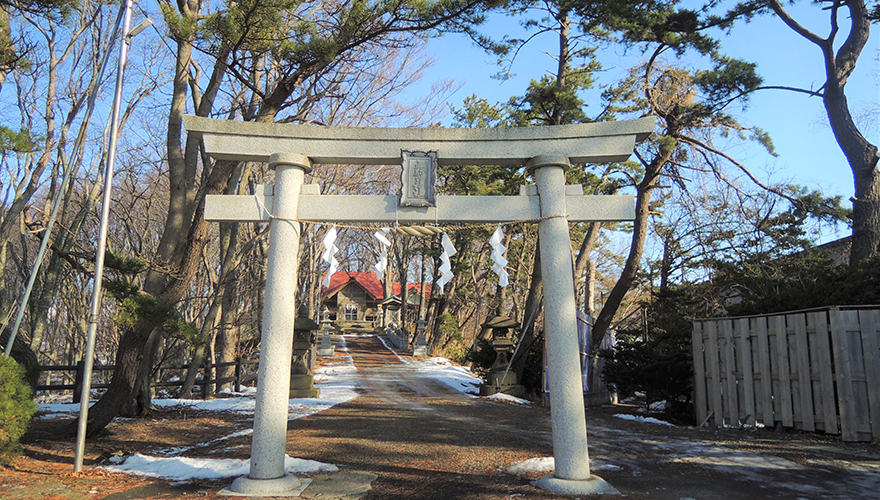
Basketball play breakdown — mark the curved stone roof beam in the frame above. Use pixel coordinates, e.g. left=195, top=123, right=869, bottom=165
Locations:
left=183, top=115, right=656, bottom=166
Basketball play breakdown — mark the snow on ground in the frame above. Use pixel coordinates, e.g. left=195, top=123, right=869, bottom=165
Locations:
left=507, top=457, right=555, bottom=475
left=486, top=392, right=531, bottom=405
left=407, top=356, right=481, bottom=396
left=104, top=453, right=337, bottom=480
left=506, top=457, right=621, bottom=476
left=375, top=335, right=482, bottom=395
left=613, top=413, right=677, bottom=427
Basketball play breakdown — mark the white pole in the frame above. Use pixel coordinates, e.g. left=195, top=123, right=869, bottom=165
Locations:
left=225, top=153, right=311, bottom=496
left=73, top=0, right=135, bottom=472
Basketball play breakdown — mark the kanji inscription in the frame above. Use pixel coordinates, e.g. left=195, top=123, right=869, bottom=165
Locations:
left=400, top=150, right=436, bottom=207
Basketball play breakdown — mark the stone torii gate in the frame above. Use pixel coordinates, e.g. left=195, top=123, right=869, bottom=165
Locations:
left=184, top=115, right=655, bottom=496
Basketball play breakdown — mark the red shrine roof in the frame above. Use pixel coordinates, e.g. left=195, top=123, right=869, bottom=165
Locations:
left=322, top=272, right=431, bottom=301
left=392, top=282, right=433, bottom=299
left=322, top=272, right=384, bottom=300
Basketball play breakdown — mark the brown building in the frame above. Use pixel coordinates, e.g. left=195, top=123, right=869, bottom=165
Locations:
left=321, top=272, right=433, bottom=329
left=322, top=272, right=383, bottom=326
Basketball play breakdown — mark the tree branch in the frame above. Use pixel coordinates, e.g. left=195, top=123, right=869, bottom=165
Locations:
left=767, top=0, right=828, bottom=47
left=678, top=134, right=797, bottom=203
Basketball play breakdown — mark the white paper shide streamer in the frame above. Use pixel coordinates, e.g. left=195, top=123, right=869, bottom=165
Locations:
left=373, top=228, right=392, bottom=276
left=436, top=233, right=457, bottom=294
left=321, top=226, right=340, bottom=287
left=489, top=226, right=509, bottom=287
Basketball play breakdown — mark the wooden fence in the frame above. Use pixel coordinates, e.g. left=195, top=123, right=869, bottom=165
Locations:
left=37, top=357, right=259, bottom=402
left=692, top=306, right=880, bottom=442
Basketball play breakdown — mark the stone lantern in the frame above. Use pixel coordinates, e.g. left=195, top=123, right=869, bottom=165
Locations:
left=290, top=304, right=320, bottom=398
left=317, top=307, right=335, bottom=357
left=478, top=307, right=525, bottom=397
left=412, top=317, right=430, bottom=357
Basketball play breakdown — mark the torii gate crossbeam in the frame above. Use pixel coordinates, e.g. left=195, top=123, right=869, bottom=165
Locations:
left=185, top=115, right=655, bottom=497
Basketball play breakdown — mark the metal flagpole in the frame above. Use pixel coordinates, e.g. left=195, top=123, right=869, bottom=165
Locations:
left=73, top=0, right=151, bottom=472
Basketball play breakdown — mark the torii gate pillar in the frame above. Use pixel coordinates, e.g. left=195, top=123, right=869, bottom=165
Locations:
left=529, top=155, right=616, bottom=494
left=227, top=153, right=312, bottom=496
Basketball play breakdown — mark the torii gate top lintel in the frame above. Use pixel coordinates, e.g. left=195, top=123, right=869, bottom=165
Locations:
left=183, top=114, right=655, bottom=166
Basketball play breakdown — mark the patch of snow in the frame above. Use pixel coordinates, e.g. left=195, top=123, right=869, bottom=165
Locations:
left=152, top=397, right=257, bottom=412
left=507, top=457, right=620, bottom=476
left=36, top=402, right=81, bottom=417
left=376, top=334, right=408, bottom=363
left=218, top=386, right=257, bottom=395
left=409, top=356, right=481, bottom=396
left=593, top=462, right=623, bottom=471
left=674, top=448, right=806, bottom=471
left=613, top=414, right=676, bottom=427
left=104, top=453, right=337, bottom=481
left=507, top=457, right=555, bottom=475
left=648, top=400, right=667, bottom=412
left=486, top=393, right=531, bottom=405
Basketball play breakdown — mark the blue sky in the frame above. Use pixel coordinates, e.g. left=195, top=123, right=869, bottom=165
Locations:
left=416, top=4, right=878, bottom=242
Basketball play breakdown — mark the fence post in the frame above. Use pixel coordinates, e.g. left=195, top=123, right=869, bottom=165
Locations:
left=72, top=359, right=85, bottom=404
left=235, top=356, right=242, bottom=393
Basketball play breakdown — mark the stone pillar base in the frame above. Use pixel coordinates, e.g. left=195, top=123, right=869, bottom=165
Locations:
left=289, top=388, right=320, bottom=398
left=221, top=475, right=311, bottom=497
left=289, top=374, right=320, bottom=398
left=317, top=346, right=335, bottom=356
left=532, top=474, right=619, bottom=496
left=412, top=345, right=430, bottom=357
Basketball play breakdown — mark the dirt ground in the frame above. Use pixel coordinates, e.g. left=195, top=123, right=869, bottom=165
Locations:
left=2, top=335, right=879, bottom=499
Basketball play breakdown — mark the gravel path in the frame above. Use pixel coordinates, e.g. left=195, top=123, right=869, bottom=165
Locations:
left=286, top=336, right=558, bottom=499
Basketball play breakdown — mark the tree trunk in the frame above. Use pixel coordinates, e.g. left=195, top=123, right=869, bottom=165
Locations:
left=216, top=271, right=240, bottom=393
left=1, top=328, right=40, bottom=390
left=767, top=0, right=878, bottom=262
left=583, top=260, right=596, bottom=316
left=823, top=87, right=880, bottom=262
left=74, top=155, right=240, bottom=437
left=179, top=344, right=206, bottom=399
left=76, top=320, right=153, bottom=436
left=590, top=159, right=665, bottom=352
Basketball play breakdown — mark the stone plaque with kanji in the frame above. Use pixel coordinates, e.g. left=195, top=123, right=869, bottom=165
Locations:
left=400, top=150, right=436, bottom=207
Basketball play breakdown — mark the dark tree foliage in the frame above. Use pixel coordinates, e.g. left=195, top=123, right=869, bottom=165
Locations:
left=599, top=286, right=696, bottom=423
left=716, top=253, right=880, bottom=316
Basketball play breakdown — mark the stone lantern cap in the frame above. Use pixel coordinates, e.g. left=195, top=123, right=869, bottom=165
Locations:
left=293, top=304, right=320, bottom=331
left=481, top=312, right=518, bottom=331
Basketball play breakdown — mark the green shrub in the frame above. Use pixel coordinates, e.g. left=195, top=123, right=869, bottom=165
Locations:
left=600, top=329, right=693, bottom=406
left=444, top=340, right=470, bottom=364
left=0, top=356, right=37, bottom=463
left=437, top=314, right=469, bottom=364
